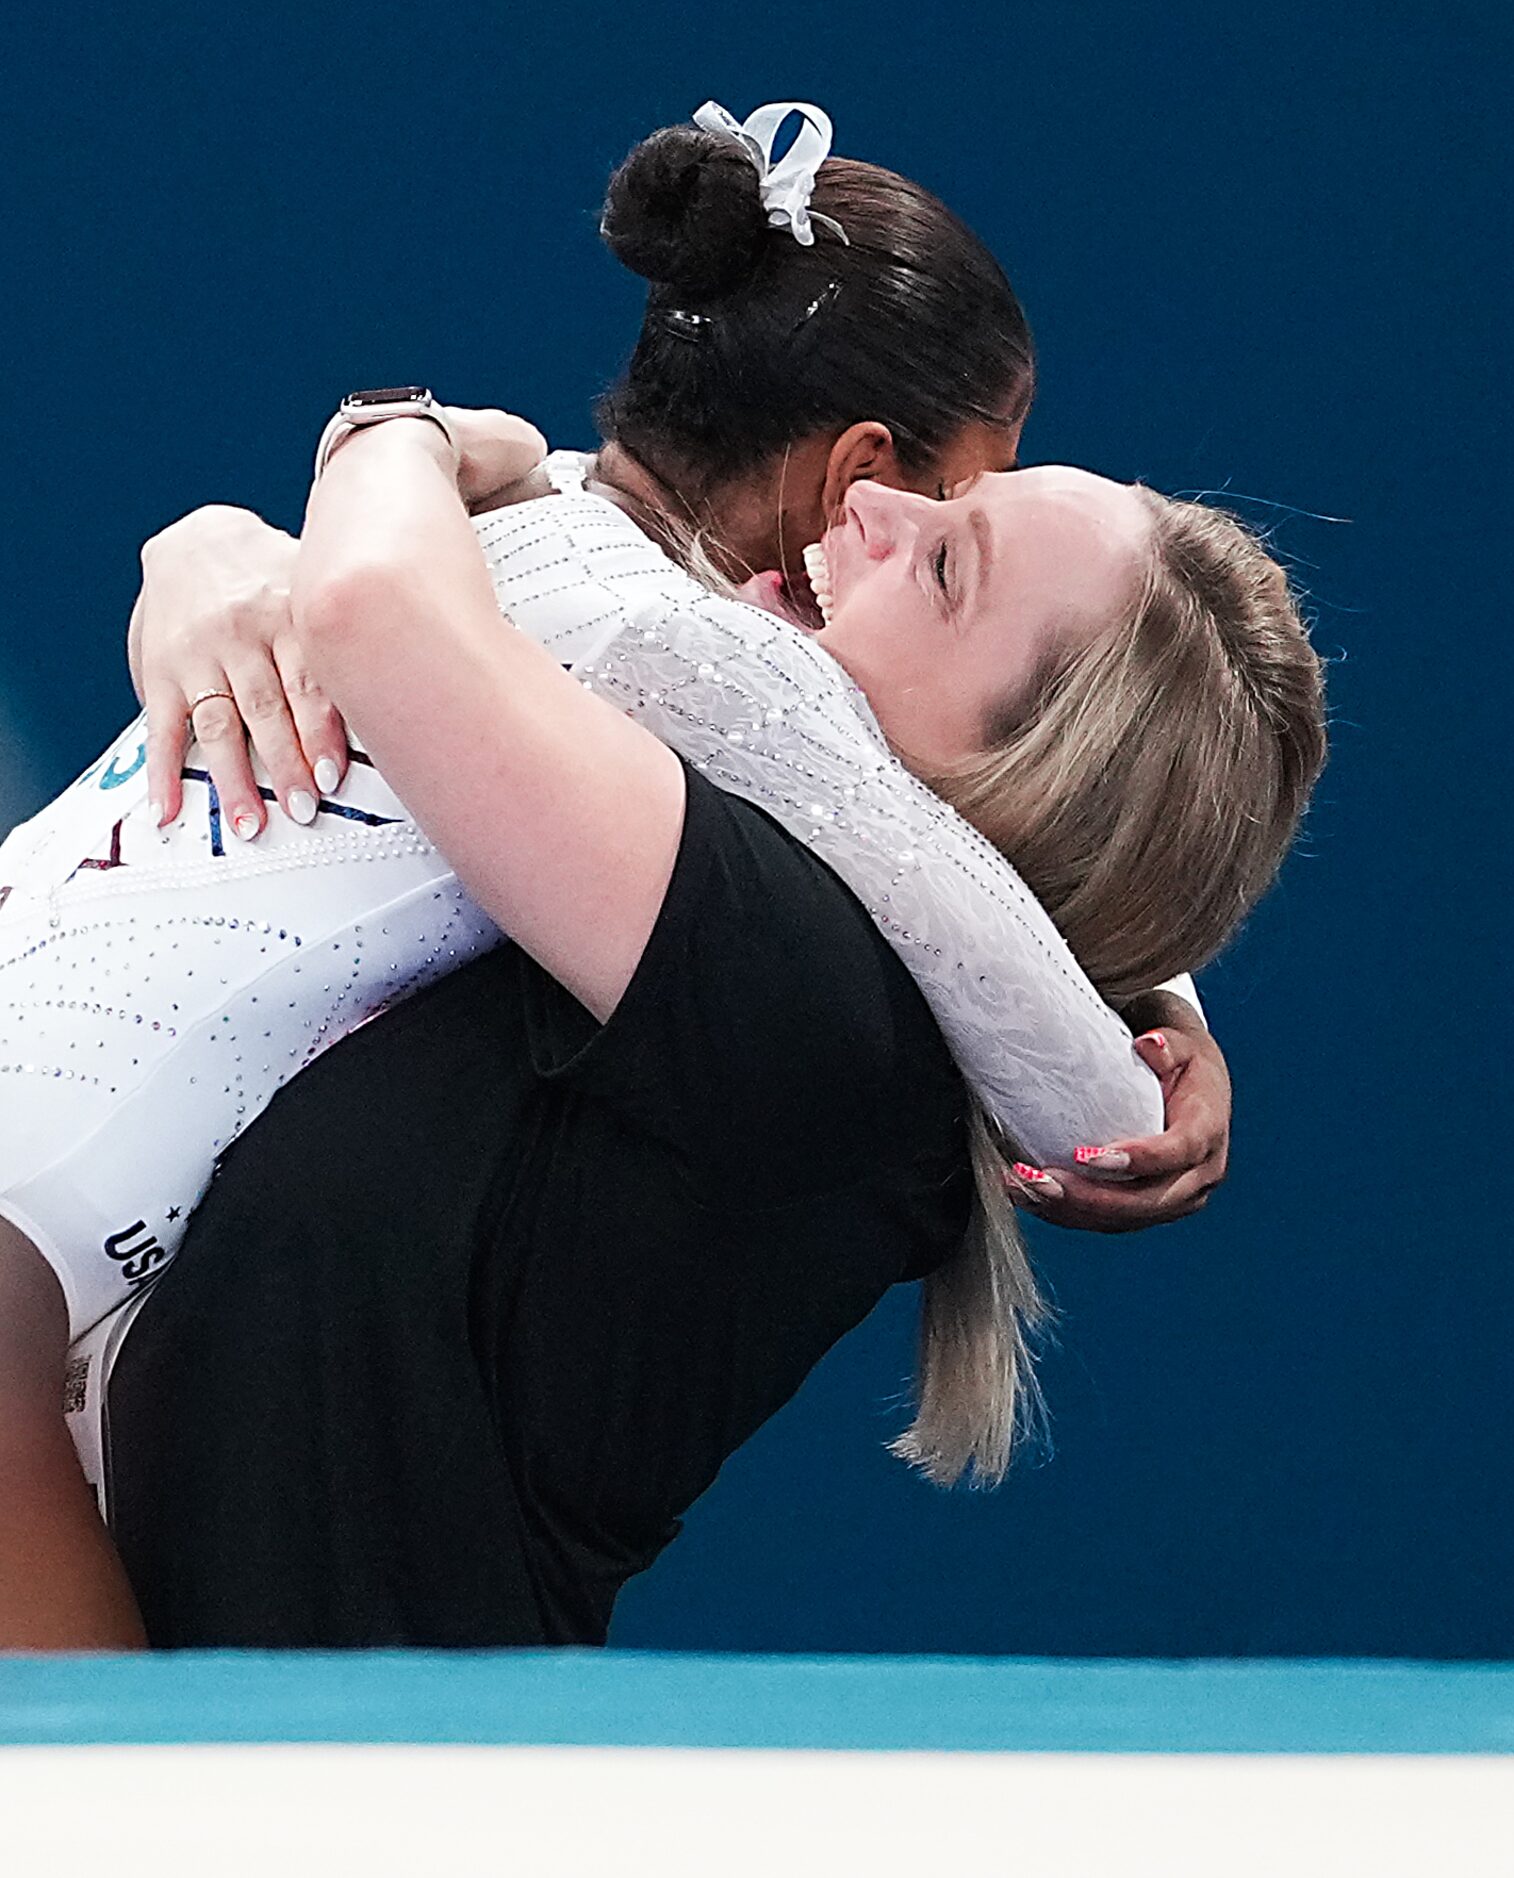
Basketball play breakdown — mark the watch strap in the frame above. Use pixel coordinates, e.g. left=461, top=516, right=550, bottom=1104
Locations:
left=314, top=388, right=458, bottom=480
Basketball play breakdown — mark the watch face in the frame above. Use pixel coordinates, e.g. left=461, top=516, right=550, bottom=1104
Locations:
left=347, top=385, right=430, bottom=409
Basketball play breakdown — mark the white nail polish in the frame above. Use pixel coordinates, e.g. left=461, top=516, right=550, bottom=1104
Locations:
left=314, top=758, right=341, bottom=795
left=288, top=789, right=318, bottom=826
left=232, top=813, right=260, bottom=842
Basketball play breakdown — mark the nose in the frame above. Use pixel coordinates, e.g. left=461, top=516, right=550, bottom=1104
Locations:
left=844, top=481, right=930, bottom=560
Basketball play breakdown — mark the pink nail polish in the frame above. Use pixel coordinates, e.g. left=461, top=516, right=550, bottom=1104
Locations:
left=1076, top=1145, right=1133, bottom=1171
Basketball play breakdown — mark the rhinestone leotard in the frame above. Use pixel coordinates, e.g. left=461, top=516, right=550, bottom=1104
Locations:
left=0, top=453, right=1160, bottom=1343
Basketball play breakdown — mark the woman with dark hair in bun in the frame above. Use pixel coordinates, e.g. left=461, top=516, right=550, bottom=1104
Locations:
left=0, top=104, right=1320, bottom=1647
left=587, top=103, right=1036, bottom=599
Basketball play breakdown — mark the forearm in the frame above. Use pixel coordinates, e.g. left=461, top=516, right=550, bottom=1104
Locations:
left=295, top=420, right=467, bottom=596
left=294, top=420, right=684, bottom=1019
left=292, top=424, right=537, bottom=786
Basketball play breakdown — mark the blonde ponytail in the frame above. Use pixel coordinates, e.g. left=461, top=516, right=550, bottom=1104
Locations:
left=889, top=1104, right=1050, bottom=1487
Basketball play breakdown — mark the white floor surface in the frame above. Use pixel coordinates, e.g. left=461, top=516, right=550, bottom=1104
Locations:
left=3, top=1744, right=1511, bottom=1876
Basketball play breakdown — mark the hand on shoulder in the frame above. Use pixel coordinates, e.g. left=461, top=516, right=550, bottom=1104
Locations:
left=438, top=406, right=548, bottom=512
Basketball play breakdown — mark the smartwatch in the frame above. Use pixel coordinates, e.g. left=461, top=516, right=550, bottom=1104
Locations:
left=313, top=386, right=458, bottom=479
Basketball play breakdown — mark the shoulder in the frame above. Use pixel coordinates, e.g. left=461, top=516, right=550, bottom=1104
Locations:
left=528, top=762, right=966, bottom=1195
left=653, top=763, right=956, bottom=1071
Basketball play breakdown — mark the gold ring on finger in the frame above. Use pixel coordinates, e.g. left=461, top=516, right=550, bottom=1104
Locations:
left=187, top=688, right=237, bottom=725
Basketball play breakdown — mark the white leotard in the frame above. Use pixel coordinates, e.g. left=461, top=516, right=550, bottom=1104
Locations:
left=0, top=453, right=1161, bottom=1345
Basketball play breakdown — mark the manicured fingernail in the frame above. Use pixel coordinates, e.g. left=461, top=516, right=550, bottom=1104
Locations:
left=232, top=812, right=260, bottom=842
left=1076, top=1146, right=1131, bottom=1171
left=314, top=758, right=341, bottom=794
left=287, top=789, right=318, bottom=825
left=148, top=800, right=164, bottom=828
left=1011, top=1162, right=1064, bottom=1200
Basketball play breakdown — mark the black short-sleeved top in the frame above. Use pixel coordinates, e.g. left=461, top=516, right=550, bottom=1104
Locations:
left=109, top=765, right=972, bottom=1648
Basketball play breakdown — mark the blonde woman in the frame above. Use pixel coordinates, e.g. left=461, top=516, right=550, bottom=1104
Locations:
left=1, top=106, right=1322, bottom=1648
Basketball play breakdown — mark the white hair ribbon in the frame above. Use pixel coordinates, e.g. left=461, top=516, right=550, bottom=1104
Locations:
left=692, top=99, right=849, bottom=247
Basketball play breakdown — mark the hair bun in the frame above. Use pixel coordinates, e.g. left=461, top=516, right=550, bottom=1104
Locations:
left=601, top=125, right=768, bottom=300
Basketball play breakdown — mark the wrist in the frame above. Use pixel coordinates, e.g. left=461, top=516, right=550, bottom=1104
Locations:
left=321, top=413, right=461, bottom=482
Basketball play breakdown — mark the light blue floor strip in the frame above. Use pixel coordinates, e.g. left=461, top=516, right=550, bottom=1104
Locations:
left=1, top=1652, right=1511, bottom=1753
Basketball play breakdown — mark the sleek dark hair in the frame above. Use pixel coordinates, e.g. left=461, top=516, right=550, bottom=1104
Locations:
left=595, top=123, right=1035, bottom=492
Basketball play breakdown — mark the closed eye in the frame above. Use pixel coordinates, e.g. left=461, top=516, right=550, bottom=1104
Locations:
left=932, top=541, right=950, bottom=595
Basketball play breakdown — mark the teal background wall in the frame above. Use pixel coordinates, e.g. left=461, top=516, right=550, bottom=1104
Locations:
left=1, top=1, right=1507, bottom=1654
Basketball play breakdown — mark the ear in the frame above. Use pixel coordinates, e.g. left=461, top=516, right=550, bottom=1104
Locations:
left=820, top=422, right=905, bottom=522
